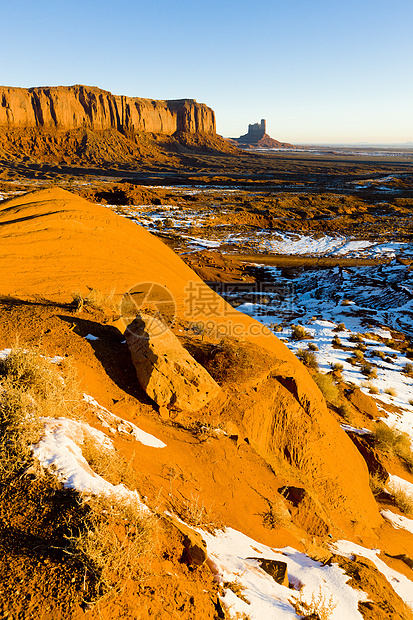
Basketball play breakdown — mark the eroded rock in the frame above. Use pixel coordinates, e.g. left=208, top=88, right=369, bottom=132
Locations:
left=126, top=314, right=221, bottom=411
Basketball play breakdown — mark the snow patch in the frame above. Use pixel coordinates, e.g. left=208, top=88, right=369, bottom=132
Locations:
left=332, top=539, right=413, bottom=609
left=32, top=417, right=147, bottom=507
left=381, top=510, right=413, bottom=535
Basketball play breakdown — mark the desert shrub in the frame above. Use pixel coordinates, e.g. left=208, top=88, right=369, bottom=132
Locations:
left=292, top=586, right=337, bottom=619
left=262, top=497, right=291, bottom=529
left=337, top=401, right=352, bottom=421
left=296, top=349, right=319, bottom=370
left=346, top=356, right=357, bottom=366
left=330, top=362, right=343, bottom=373
left=333, top=323, right=346, bottom=332
left=349, top=333, right=363, bottom=343
left=363, top=332, right=379, bottom=341
left=0, top=347, right=82, bottom=481
left=361, top=363, right=377, bottom=379
left=168, top=492, right=221, bottom=532
left=270, top=322, right=283, bottom=333
left=362, top=382, right=379, bottom=394
left=409, top=399, right=413, bottom=406
left=291, top=324, right=312, bottom=341
left=369, top=472, right=385, bottom=497
left=313, top=373, right=340, bottom=406
left=307, top=342, right=319, bottom=351
left=387, top=484, right=413, bottom=517
left=403, top=363, right=413, bottom=376
left=372, top=349, right=386, bottom=359
left=341, top=299, right=352, bottom=306
left=66, top=494, right=157, bottom=599
left=356, top=343, right=367, bottom=352
left=353, top=349, right=364, bottom=361
left=163, top=217, right=175, bottom=228
left=373, top=422, right=413, bottom=471
left=384, top=387, right=397, bottom=397
left=331, top=335, right=342, bottom=347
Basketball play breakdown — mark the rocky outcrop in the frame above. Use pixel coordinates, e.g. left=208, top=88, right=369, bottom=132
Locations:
left=0, top=85, right=215, bottom=135
left=126, top=314, right=221, bottom=411
left=232, top=118, right=294, bottom=149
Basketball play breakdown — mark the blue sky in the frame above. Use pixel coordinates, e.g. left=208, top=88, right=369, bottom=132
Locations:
left=1, top=0, right=412, bottom=143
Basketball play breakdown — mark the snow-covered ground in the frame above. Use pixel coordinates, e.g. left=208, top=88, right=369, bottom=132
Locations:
left=107, top=200, right=413, bottom=256
left=202, top=527, right=366, bottom=619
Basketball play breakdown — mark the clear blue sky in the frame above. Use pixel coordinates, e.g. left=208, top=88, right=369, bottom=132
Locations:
left=1, top=0, right=412, bottom=143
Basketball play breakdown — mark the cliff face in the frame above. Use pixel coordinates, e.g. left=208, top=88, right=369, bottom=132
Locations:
left=0, top=85, right=216, bottom=135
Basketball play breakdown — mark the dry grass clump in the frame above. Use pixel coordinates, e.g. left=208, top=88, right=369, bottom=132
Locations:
left=72, top=287, right=117, bottom=313
left=307, top=342, right=319, bottom=351
left=313, top=373, right=340, bottom=406
left=361, top=363, right=378, bottom=379
left=389, top=486, right=413, bottom=518
left=403, top=363, right=413, bottom=377
left=353, top=349, right=365, bottom=361
left=349, top=333, right=364, bottom=343
left=296, top=349, right=319, bottom=370
left=222, top=580, right=250, bottom=605
left=361, top=381, right=379, bottom=394
left=373, top=422, right=413, bottom=472
left=292, top=586, right=337, bottom=619
left=384, top=387, right=397, bottom=397
left=0, top=346, right=81, bottom=481
left=291, top=324, right=312, bottom=341
left=168, top=492, right=222, bottom=533
left=262, top=498, right=291, bottom=529
left=372, top=349, right=386, bottom=360
left=66, top=494, right=157, bottom=600
left=0, top=346, right=82, bottom=421
left=337, top=401, right=352, bottom=422
left=0, top=382, right=41, bottom=481
left=331, top=335, right=342, bottom=347
left=81, top=432, right=141, bottom=490
left=369, top=472, right=386, bottom=497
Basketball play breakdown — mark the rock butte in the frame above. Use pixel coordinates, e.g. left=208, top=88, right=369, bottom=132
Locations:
left=0, top=187, right=383, bottom=537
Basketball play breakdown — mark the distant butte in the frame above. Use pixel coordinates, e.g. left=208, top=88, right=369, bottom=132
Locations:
left=232, top=119, right=294, bottom=149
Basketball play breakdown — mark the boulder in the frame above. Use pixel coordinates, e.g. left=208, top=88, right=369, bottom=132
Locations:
left=248, top=558, right=289, bottom=586
left=347, top=388, right=380, bottom=419
left=126, top=314, right=221, bottom=411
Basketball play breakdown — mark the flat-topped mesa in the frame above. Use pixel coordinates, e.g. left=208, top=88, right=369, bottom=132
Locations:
left=0, top=85, right=216, bottom=135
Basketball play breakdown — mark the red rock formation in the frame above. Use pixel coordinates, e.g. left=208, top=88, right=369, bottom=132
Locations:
left=0, top=85, right=215, bottom=135
left=232, top=118, right=294, bottom=149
